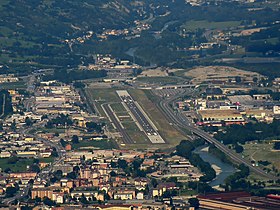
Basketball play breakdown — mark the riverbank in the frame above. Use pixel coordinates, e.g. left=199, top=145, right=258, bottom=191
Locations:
left=194, top=145, right=236, bottom=188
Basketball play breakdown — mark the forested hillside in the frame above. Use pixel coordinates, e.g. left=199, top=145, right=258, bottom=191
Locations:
left=0, top=0, right=147, bottom=74
left=0, top=0, right=280, bottom=75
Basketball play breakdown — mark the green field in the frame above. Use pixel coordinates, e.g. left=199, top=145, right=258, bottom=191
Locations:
left=39, top=157, right=55, bottom=163
left=110, top=103, right=127, bottom=113
left=85, top=88, right=122, bottom=117
left=181, top=20, right=241, bottom=31
left=113, top=103, right=149, bottom=144
left=71, top=139, right=117, bottom=150
left=122, top=121, right=148, bottom=144
left=86, top=88, right=121, bottom=102
left=243, top=141, right=280, bottom=171
left=0, top=0, right=10, bottom=10
left=0, top=158, right=34, bottom=172
left=129, top=89, right=187, bottom=145
left=85, top=87, right=187, bottom=146
left=0, top=81, right=27, bottom=89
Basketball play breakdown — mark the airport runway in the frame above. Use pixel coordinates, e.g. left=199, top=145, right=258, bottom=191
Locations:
left=102, top=103, right=134, bottom=144
left=117, top=90, right=165, bottom=144
left=121, top=95, right=157, bottom=135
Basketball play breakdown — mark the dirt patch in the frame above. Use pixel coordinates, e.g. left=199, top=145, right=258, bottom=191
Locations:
left=185, top=66, right=263, bottom=84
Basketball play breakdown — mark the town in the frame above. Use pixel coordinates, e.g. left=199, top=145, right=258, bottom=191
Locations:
left=1, top=0, right=280, bottom=209
left=0, top=52, right=280, bottom=209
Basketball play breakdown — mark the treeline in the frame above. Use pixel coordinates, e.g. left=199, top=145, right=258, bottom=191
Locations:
left=43, top=69, right=107, bottom=84
left=85, top=122, right=104, bottom=133
left=151, top=1, right=280, bottom=30
left=208, top=144, right=232, bottom=164
left=224, top=164, right=250, bottom=191
left=223, top=163, right=279, bottom=195
left=0, top=90, right=13, bottom=119
left=230, top=24, right=280, bottom=55
left=45, top=114, right=73, bottom=128
left=246, top=42, right=280, bottom=54
left=176, top=139, right=216, bottom=182
left=187, top=181, right=215, bottom=194
left=231, top=63, right=280, bottom=79
left=249, top=89, right=280, bottom=101
left=214, top=120, right=280, bottom=145
left=274, top=142, right=280, bottom=150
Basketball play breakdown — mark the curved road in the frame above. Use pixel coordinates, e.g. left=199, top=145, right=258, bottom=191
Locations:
left=156, top=90, right=277, bottom=180
left=3, top=123, right=65, bottom=204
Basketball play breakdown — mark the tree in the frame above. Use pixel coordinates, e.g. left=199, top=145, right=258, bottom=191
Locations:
left=80, top=194, right=89, bottom=204
left=21, top=206, right=33, bottom=210
left=35, top=196, right=41, bottom=203
left=4, top=167, right=11, bottom=173
left=33, top=159, right=39, bottom=164
left=72, top=135, right=79, bottom=144
left=11, top=120, right=16, bottom=131
left=132, top=159, right=142, bottom=171
left=73, top=165, right=80, bottom=173
left=73, top=82, right=85, bottom=88
left=117, top=159, right=127, bottom=169
left=235, top=76, right=242, bottom=83
left=110, top=171, right=117, bottom=177
left=176, top=140, right=216, bottom=182
left=5, top=186, right=18, bottom=197
left=176, top=140, right=194, bottom=158
left=30, top=164, right=40, bottom=173
left=25, top=117, right=33, bottom=126
left=188, top=198, right=200, bottom=209
left=41, top=115, right=48, bottom=120
left=45, top=121, right=54, bottom=129
left=86, top=121, right=103, bottom=133
left=273, top=142, right=280, bottom=150
left=60, top=138, right=67, bottom=147
left=7, top=156, right=19, bottom=164
left=151, top=178, right=158, bottom=188
left=235, top=144, right=244, bottom=153
left=110, top=161, right=117, bottom=168
left=67, top=171, right=77, bottom=179
left=54, top=170, right=63, bottom=181
left=43, top=197, right=56, bottom=206
left=51, top=148, right=58, bottom=157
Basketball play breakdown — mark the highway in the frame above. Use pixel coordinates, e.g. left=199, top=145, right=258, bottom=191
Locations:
left=102, top=103, right=134, bottom=144
left=157, top=90, right=277, bottom=180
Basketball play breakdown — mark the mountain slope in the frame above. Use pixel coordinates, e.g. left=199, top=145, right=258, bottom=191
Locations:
left=0, top=0, right=148, bottom=74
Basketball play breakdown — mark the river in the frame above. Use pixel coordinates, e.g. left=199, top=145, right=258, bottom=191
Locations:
left=194, top=145, right=236, bottom=187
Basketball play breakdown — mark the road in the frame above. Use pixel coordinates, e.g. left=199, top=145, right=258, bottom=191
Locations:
left=3, top=71, right=65, bottom=204
left=3, top=122, right=65, bottom=204
left=102, top=103, right=134, bottom=144
left=157, top=90, right=277, bottom=180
